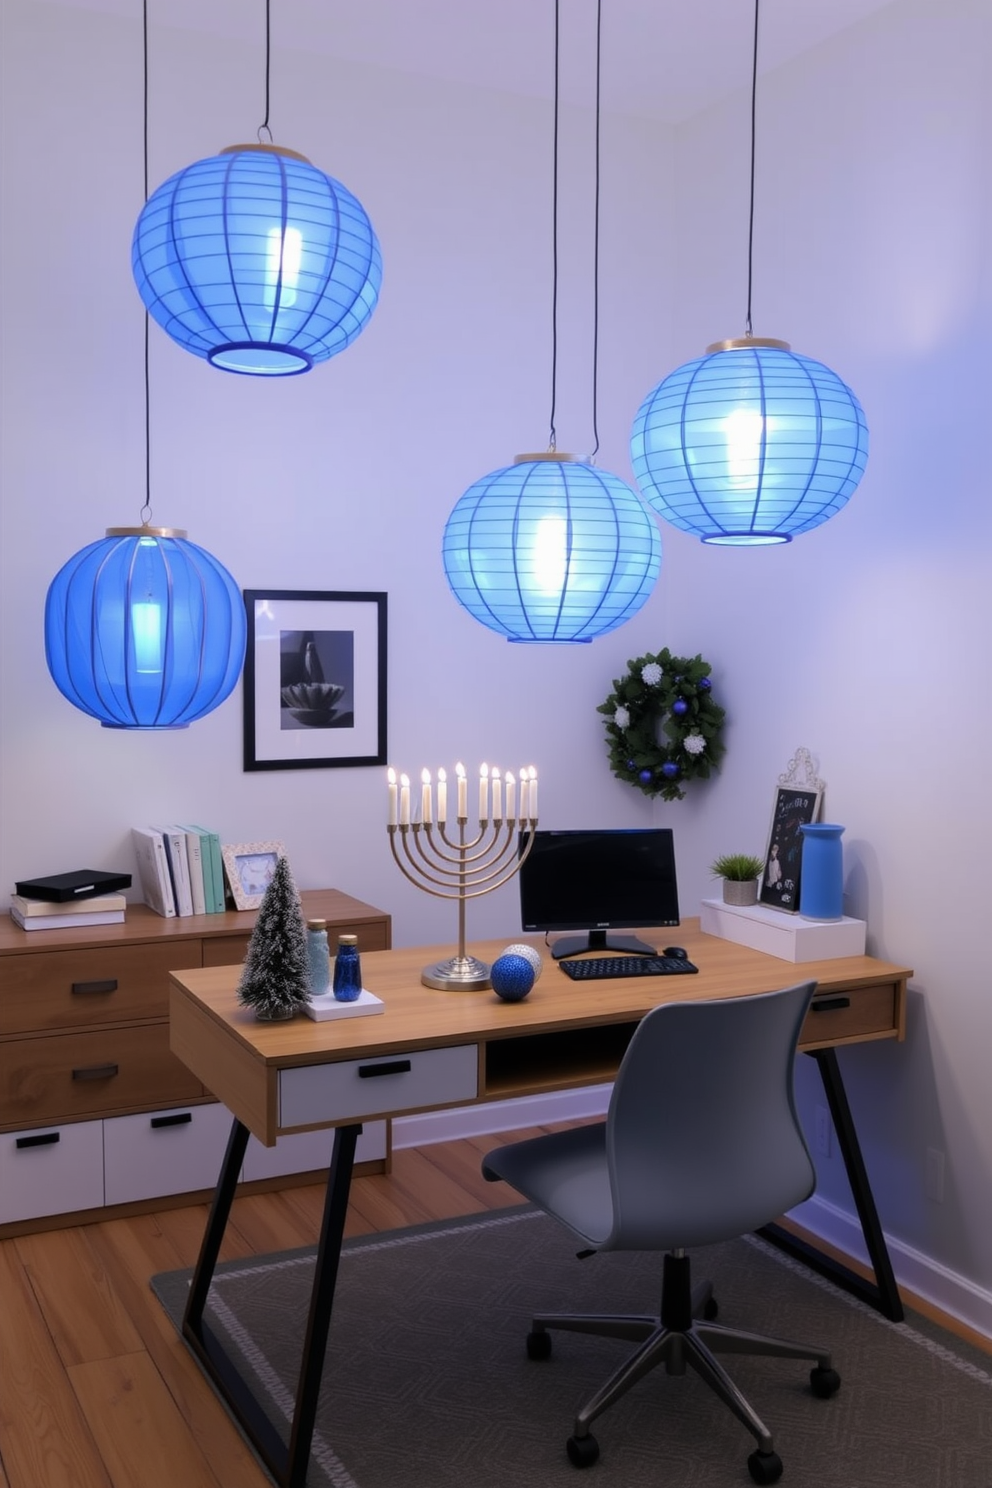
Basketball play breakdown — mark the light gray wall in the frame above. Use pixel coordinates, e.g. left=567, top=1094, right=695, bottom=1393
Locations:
left=3, top=0, right=992, bottom=1329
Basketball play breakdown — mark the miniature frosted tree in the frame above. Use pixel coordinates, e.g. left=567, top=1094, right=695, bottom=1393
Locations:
left=237, top=856, right=311, bottom=1019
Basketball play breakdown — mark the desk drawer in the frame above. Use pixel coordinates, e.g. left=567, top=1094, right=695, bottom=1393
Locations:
left=0, top=942, right=203, bottom=1034
left=279, top=1044, right=478, bottom=1130
left=801, top=983, right=898, bottom=1047
left=0, top=1025, right=204, bottom=1127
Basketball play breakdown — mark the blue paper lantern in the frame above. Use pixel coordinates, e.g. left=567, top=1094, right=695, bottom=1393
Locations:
left=631, top=338, right=868, bottom=545
left=132, top=144, right=381, bottom=376
left=442, top=453, right=661, bottom=643
left=45, top=527, right=247, bottom=729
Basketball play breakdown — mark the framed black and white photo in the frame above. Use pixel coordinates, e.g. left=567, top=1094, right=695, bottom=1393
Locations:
left=221, top=841, right=287, bottom=910
left=759, top=748, right=825, bottom=912
left=243, top=590, right=387, bottom=772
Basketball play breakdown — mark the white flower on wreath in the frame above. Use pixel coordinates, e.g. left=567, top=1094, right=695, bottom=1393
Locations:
left=683, top=733, right=706, bottom=756
left=613, top=705, right=631, bottom=730
left=641, top=662, right=663, bottom=686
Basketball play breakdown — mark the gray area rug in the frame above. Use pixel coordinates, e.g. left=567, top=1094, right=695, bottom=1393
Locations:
left=153, top=1208, right=992, bottom=1487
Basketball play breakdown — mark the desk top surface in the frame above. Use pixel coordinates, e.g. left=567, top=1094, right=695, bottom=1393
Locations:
left=169, top=917, right=912, bottom=1073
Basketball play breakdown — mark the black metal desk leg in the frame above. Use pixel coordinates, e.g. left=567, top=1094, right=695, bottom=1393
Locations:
left=184, top=1116, right=251, bottom=1335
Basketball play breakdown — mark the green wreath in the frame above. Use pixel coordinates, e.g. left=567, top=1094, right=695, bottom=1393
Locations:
left=597, top=648, right=726, bottom=802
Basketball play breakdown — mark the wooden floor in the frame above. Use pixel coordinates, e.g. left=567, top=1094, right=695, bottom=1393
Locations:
left=0, top=1129, right=541, bottom=1488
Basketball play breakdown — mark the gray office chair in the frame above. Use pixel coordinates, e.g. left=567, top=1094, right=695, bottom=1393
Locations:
left=482, top=982, right=840, bottom=1485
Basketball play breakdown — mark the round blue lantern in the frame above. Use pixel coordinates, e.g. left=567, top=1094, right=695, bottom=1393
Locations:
left=631, top=338, right=868, bottom=545
left=132, top=144, right=382, bottom=376
left=45, top=527, right=247, bottom=729
left=442, top=453, right=661, bottom=643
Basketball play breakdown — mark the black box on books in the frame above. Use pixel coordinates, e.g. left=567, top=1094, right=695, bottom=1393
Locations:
left=14, top=869, right=133, bottom=903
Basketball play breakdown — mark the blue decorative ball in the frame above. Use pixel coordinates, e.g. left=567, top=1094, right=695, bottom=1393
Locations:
left=638, top=768, right=653, bottom=784
left=661, top=761, right=680, bottom=779
left=698, top=676, right=712, bottom=691
left=490, top=954, right=535, bottom=1002
left=672, top=697, right=689, bottom=716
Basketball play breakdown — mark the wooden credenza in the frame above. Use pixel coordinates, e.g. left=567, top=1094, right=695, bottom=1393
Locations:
left=0, top=889, right=391, bottom=1234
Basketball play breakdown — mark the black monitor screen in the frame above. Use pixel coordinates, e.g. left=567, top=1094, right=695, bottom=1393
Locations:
left=518, top=828, right=680, bottom=959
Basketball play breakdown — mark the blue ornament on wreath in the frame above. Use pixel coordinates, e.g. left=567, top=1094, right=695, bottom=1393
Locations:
left=638, top=768, right=653, bottom=784
left=491, top=954, right=535, bottom=1002
left=672, top=698, right=689, bottom=717
left=699, top=677, right=712, bottom=692
left=661, top=761, right=681, bottom=779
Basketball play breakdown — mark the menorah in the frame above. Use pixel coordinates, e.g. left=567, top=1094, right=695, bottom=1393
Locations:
left=386, top=761, right=538, bottom=989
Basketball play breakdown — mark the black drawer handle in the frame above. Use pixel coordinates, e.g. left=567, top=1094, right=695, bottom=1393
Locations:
left=71, top=1063, right=119, bottom=1081
left=71, top=979, right=118, bottom=996
left=16, top=1131, right=60, bottom=1149
left=358, top=1059, right=412, bottom=1079
left=811, top=996, right=851, bottom=1013
left=150, top=1112, right=193, bottom=1129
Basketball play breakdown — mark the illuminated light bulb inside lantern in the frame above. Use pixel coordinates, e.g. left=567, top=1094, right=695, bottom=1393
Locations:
left=265, top=226, right=302, bottom=311
left=529, top=514, right=568, bottom=595
left=723, top=408, right=765, bottom=488
left=131, top=601, right=163, bottom=674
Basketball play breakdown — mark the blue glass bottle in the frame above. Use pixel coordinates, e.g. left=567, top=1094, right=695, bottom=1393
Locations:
left=333, top=934, right=363, bottom=1001
left=306, top=919, right=331, bottom=995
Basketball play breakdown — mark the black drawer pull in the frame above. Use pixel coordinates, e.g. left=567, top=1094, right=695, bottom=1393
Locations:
left=71, top=979, right=118, bottom=996
left=358, top=1059, right=412, bottom=1079
left=71, top=1063, right=119, bottom=1081
left=150, top=1112, right=193, bottom=1129
left=811, top=996, right=851, bottom=1013
left=16, top=1131, right=60, bottom=1149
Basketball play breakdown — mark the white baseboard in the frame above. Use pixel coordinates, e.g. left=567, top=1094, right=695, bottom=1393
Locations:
left=788, top=1193, right=992, bottom=1342
left=392, top=1086, right=611, bottom=1150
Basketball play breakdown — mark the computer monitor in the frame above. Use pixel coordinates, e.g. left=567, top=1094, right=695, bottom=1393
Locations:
left=518, top=827, right=681, bottom=959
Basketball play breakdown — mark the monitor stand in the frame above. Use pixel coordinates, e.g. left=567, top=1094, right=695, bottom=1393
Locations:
left=551, top=929, right=657, bottom=961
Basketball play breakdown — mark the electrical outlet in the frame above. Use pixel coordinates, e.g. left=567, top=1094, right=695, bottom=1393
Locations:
left=926, top=1147, right=945, bottom=1203
left=814, top=1105, right=832, bottom=1157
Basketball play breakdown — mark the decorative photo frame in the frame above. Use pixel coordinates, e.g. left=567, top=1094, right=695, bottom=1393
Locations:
left=760, top=748, right=825, bottom=913
left=243, top=590, right=387, bottom=772
left=221, top=841, right=287, bottom=911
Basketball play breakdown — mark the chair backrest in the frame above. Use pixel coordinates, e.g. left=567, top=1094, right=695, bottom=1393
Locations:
left=603, top=981, right=817, bottom=1252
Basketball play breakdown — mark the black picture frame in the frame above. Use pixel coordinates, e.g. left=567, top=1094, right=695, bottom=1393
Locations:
left=760, top=785, right=822, bottom=912
left=243, top=590, right=387, bottom=772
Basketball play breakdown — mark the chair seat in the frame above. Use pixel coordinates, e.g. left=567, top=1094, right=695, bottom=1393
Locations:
left=483, top=1124, right=612, bottom=1248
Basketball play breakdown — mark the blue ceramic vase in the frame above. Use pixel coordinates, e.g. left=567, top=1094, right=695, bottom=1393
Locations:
left=799, top=824, right=845, bottom=920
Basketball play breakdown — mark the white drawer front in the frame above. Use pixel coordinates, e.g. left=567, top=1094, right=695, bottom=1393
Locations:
left=104, top=1101, right=233, bottom=1205
left=0, top=1121, right=104, bottom=1224
left=242, top=1119, right=388, bottom=1182
left=279, top=1044, right=478, bottom=1130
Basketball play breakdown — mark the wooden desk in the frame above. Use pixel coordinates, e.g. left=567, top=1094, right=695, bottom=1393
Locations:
left=169, top=920, right=911, bottom=1488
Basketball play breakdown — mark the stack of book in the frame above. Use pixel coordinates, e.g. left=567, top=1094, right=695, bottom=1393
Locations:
left=9, top=891, right=127, bottom=932
left=131, top=825, right=226, bottom=919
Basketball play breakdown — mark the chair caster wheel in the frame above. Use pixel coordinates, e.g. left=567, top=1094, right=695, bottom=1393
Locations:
left=747, top=1448, right=783, bottom=1484
left=810, top=1365, right=841, bottom=1397
left=527, top=1329, right=552, bottom=1360
left=567, top=1432, right=600, bottom=1468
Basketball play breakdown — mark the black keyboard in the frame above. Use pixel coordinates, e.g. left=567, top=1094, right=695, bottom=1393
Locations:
left=559, top=955, right=699, bottom=980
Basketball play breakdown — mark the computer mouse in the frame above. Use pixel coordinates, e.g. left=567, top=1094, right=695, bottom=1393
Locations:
left=663, top=946, right=688, bottom=960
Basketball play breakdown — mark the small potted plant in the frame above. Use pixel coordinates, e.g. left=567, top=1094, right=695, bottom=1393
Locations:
left=710, top=852, right=765, bottom=907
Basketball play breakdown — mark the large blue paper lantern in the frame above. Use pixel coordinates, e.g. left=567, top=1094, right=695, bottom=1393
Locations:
left=631, top=338, right=868, bottom=545
left=442, top=453, right=661, bottom=643
left=132, top=144, right=381, bottom=376
left=45, top=527, right=247, bottom=729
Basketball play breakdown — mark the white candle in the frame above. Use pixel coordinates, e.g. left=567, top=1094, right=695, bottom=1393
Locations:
left=492, top=767, right=502, bottom=822
left=528, top=766, right=538, bottom=819
left=479, top=763, right=489, bottom=821
left=421, top=767, right=433, bottom=824
left=456, top=761, right=467, bottom=818
left=387, top=767, right=397, bottom=827
left=400, top=773, right=411, bottom=826
left=505, top=771, right=516, bottom=824
left=437, top=767, right=447, bottom=824
left=518, top=767, right=529, bottom=822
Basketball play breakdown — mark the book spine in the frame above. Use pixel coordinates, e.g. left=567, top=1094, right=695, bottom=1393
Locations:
left=184, top=831, right=207, bottom=916
left=10, top=892, right=127, bottom=916
left=160, top=828, right=194, bottom=916
left=199, top=828, right=225, bottom=912
left=131, top=828, right=176, bottom=918
left=11, top=908, right=126, bottom=930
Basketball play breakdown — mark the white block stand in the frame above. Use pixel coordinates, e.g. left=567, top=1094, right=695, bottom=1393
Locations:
left=700, top=899, right=866, bottom=962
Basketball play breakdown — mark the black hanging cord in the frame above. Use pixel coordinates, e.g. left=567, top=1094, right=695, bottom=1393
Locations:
left=258, top=0, right=273, bottom=143
left=141, top=0, right=151, bottom=524
left=745, top=0, right=759, bottom=337
left=590, top=0, right=602, bottom=460
left=548, top=0, right=560, bottom=451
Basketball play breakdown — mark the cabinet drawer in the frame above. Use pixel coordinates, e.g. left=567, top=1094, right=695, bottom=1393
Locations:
left=801, top=983, right=898, bottom=1048
left=0, top=941, right=203, bottom=1035
left=0, top=1121, right=104, bottom=1224
left=279, top=1045, right=478, bottom=1130
left=201, top=935, right=250, bottom=968
left=242, top=1118, right=387, bottom=1181
left=104, top=1101, right=233, bottom=1205
left=0, top=1025, right=203, bottom=1127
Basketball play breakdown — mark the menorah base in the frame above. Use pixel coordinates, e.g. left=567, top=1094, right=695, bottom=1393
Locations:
left=421, top=954, right=492, bottom=991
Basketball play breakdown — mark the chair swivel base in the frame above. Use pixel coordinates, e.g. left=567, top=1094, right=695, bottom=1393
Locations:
left=526, top=1253, right=840, bottom=1484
